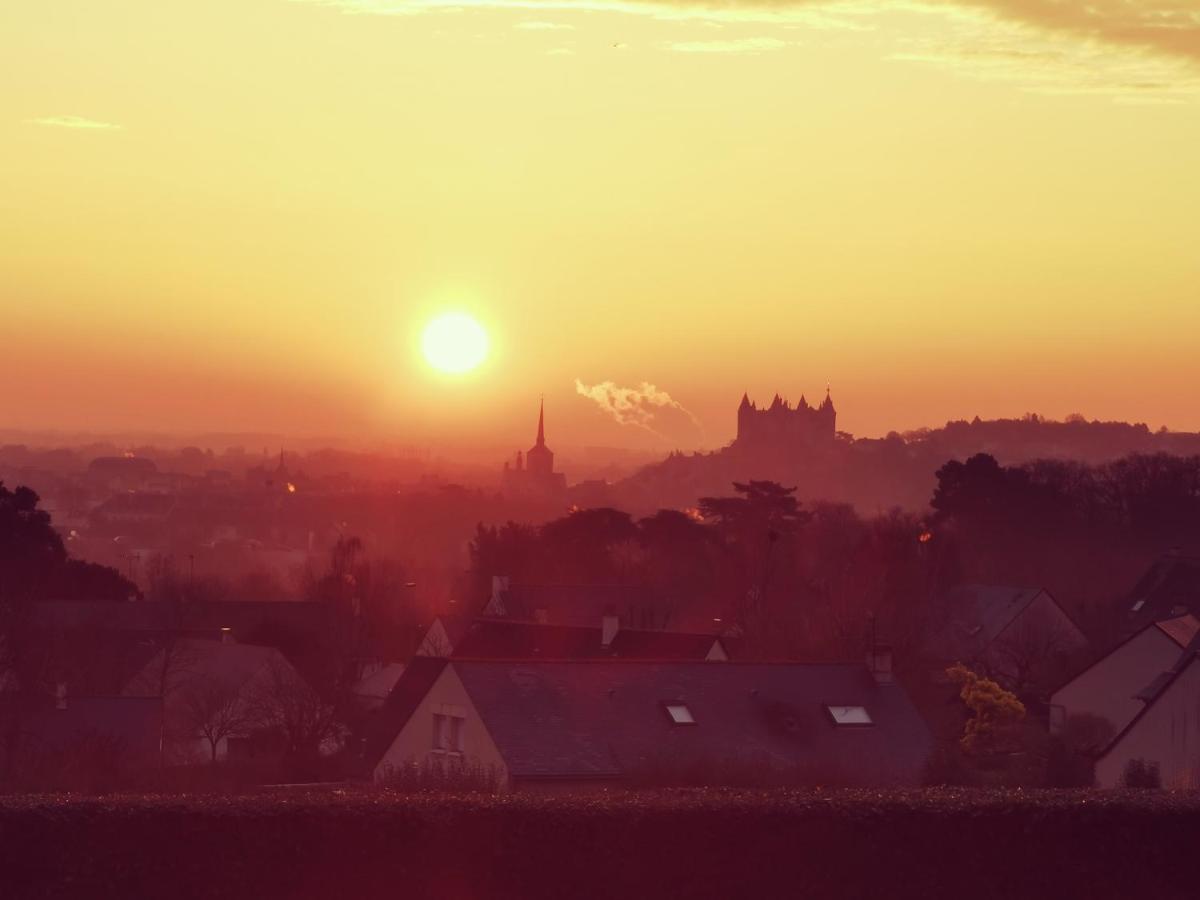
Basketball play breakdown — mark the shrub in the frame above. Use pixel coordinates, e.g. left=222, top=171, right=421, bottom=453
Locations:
left=1121, top=758, right=1162, bottom=789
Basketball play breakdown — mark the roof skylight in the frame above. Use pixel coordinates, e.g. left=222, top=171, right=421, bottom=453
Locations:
left=827, top=705, right=873, bottom=726
left=664, top=703, right=696, bottom=725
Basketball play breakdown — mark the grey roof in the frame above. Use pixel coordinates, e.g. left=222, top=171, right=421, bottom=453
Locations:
left=123, top=638, right=289, bottom=697
left=1122, top=554, right=1200, bottom=628
left=929, top=584, right=1050, bottom=660
left=452, top=660, right=933, bottom=784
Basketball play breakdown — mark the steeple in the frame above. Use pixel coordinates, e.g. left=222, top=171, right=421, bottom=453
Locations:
left=739, top=392, right=751, bottom=410
left=535, top=397, right=546, bottom=446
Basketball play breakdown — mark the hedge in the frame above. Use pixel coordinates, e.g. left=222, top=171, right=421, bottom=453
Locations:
left=1, top=788, right=1198, bottom=900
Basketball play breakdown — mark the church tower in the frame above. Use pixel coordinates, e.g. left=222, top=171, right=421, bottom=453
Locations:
left=525, top=399, right=555, bottom=477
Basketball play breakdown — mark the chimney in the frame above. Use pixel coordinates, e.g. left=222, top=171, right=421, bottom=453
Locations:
left=601, top=614, right=620, bottom=649
left=55, top=682, right=68, bottom=710
left=867, top=644, right=894, bottom=685
left=220, top=626, right=234, bottom=644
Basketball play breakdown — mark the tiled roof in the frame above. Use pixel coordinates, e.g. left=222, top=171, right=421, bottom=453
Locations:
left=452, top=660, right=932, bottom=784
left=451, top=619, right=724, bottom=661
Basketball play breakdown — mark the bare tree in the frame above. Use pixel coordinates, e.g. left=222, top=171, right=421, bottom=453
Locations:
left=250, top=659, right=343, bottom=758
left=180, top=678, right=253, bottom=763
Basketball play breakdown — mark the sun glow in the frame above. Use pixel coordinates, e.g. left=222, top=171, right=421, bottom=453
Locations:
left=421, top=313, right=489, bottom=374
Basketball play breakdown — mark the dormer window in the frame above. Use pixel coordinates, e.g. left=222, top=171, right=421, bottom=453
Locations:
left=826, top=705, right=872, bottom=726
left=1131, top=600, right=1146, bottom=612
left=664, top=703, right=696, bottom=725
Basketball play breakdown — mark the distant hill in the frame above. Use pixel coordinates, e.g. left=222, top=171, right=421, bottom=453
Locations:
left=611, top=414, right=1200, bottom=514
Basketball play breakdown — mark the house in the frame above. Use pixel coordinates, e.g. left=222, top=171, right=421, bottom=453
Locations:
left=7, top=693, right=164, bottom=778
left=1094, top=637, right=1200, bottom=788
left=367, top=656, right=932, bottom=790
left=1049, top=614, right=1200, bottom=738
left=1120, top=551, right=1200, bottom=630
left=445, top=616, right=730, bottom=661
left=927, top=584, right=1088, bottom=689
left=122, top=636, right=307, bottom=763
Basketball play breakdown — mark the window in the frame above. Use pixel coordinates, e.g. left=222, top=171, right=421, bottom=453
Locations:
left=664, top=703, right=696, bottom=725
left=1132, top=599, right=1146, bottom=612
left=433, top=712, right=465, bottom=752
left=826, top=705, right=873, bottom=726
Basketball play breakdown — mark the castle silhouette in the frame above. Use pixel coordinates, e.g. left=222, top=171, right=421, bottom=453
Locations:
left=502, top=400, right=568, bottom=497
left=735, top=388, right=836, bottom=451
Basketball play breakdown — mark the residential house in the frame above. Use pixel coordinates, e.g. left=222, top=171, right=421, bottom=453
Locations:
left=367, top=656, right=932, bottom=790
left=122, top=636, right=307, bottom=763
left=1049, top=614, right=1200, bottom=738
left=5, top=692, right=163, bottom=780
left=1094, top=637, right=1200, bottom=788
left=927, top=584, right=1088, bottom=690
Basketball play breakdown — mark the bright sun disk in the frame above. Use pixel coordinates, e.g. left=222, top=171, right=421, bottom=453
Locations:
left=421, top=312, right=489, bottom=374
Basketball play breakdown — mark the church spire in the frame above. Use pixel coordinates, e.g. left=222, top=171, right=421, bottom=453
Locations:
left=536, top=397, right=545, bottom=446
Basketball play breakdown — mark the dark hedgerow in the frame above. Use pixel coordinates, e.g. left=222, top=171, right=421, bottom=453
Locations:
left=1, top=789, right=1200, bottom=900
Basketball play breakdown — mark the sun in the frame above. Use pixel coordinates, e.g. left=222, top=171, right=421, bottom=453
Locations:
left=421, top=312, right=489, bottom=374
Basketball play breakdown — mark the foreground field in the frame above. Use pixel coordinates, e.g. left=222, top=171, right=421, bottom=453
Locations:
left=2, top=788, right=1198, bottom=900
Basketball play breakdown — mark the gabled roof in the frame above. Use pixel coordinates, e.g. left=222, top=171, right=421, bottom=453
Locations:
left=929, top=584, right=1051, bottom=660
left=1123, top=554, right=1200, bottom=627
left=1051, top=614, right=1199, bottom=700
left=123, top=638, right=290, bottom=697
left=450, top=619, right=725, bottom=661
left=362, top=656, right=449, bottom=768
left=450, top=660, right=932, bottom=783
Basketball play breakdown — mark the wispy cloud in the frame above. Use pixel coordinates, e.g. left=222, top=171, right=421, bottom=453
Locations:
left=546, top=46, right=576, bottom=54
left=575, top=379, right=703, bottom=441
left=27, top=115, right=121, bottom=130
left=943, top=0, right=1200, bottom=64
left=892, top=7, right=1200, bottom=99
left=516, top=19, right=575, bottom=29
left=299, top=0, right=1200, bottom=65
left=667, top=36, right=791, bottom=52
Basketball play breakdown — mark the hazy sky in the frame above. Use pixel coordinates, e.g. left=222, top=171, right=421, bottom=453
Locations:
left=3, top=0, right=1198, bottom=452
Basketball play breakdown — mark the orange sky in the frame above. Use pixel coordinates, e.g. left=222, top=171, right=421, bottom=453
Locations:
left=3, top=0, right=1198, bottom=453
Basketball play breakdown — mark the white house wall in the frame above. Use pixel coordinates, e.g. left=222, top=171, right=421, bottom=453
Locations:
left=373, top=664, right=509, bottom=786
left=1050, top=628, right=1179, bottom=737
left=1096, top=660, right=1200, bottom=789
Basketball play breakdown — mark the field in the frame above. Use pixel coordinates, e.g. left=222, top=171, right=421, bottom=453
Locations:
left=2, top=788, right=1198, bottom=900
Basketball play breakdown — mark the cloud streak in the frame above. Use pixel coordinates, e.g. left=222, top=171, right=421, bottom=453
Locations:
left=575, top=379, right=703, bottom=440
left=301, top=0, right=1200, bottom=65
left=667, top=36, right=791, bottom=52
left=27, top=116, right=121, bottom=130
